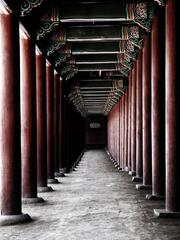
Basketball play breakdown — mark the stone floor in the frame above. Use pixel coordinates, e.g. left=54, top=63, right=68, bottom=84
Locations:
left=1, top=149, right=180, bottom=240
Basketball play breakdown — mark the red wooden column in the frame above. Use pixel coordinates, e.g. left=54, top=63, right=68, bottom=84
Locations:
left=119, top=99, right=122, bottom=169
left=146, top=7, right=165, bottom=200
left=136, top=34, right=152, bottom=190
left=124, top=90, right=129, bottom=171
left=46, top=62, right=59, bottom=184
left=132, top=51, right=143, bottom=183
left=117, top=102, right=120, bottom=168
left=116, top=103, right=120, bottom=169
left=20, top=34, right=44, bottom=203
left=0, top=6, right=31, bottom=225
left=129, top=65, right=136, bottom=176
left=127, top=71, right=132, bottom=171
left=122, top=95, right=126, bottom=171
left=53, top=72, right=61, bottom=177
left=59, top=78, right=66, bottom=175
left=155, top=0, right=180, bottom=217
left=36, top=50, right=53, bottom=192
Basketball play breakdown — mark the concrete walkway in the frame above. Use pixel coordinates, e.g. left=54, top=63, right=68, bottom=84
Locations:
left=1, top=149, right=180, bottom=240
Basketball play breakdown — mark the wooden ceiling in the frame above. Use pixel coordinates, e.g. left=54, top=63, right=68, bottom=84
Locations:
left=18, top=0, right=164, bottom=116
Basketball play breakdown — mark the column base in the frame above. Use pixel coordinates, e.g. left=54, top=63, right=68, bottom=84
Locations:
left=136, top=184, right=152, bottom=190
left=60, top=168, right=67, bottom=174
left=132, top=176, right=143, bottom=183
left=146, top=194, right=165, bottom=200
left=129, top=171, right=136, bottom=176
left=125, top=167, right=130, bottom=172
left=0, top=213, right=31, bottom=226
left=22, top=197, right=44, bottom=204
left=48, top=178, right=60, bottom=184
left=55, top=172, right=65, bottom=177
left=118, top=167, right=122, bottom=171
left=37, top=186, right=53, bottom=193
left=154, top=209, right=180, bottom=218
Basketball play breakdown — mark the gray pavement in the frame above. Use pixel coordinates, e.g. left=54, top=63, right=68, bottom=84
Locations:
left=0, top=149, right=180, bottom=240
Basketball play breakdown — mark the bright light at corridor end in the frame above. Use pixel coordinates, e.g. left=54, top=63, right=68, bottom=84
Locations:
left=0, top=0, right=11, bottom=14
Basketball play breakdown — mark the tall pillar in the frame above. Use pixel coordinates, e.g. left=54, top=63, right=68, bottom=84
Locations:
left=132, top=51, right=143, bottom=183
left=127, top=71, right=132, bottom=171
left=124, top=90, right=129, bottom=171
left=146, top=7, right=165, bottom=200
left=59, top=79, right=66, bottom=175
left=122, top=95, right=126, bottom=171
left=54, top=73, right=61, bottom=177
left=46, top=63, right=59, bottom=184
left=0, top=6, right=31, bottom=225
left=119, top=99, right=122, bottom=169
left=116, top=102, right=120, bottom=170
left=36, top=50, right=53, bottom=192
left=129, top=65, right=136, bottom=176
left=136, top=34, right=152, bottom=190
left=155, top=0, right=180, bottom=217
left=20, top=34, right=44, bottom=203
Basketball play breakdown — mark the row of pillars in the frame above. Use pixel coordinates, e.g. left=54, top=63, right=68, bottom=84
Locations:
left=0, top=8, right=85, bottom=225
left=107, top=0, right=180, bottom=217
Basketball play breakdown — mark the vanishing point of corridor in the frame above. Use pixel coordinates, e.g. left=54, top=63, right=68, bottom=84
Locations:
left=0, top=149, right=180, bottom=240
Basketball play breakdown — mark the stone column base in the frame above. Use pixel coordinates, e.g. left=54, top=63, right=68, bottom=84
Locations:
left=146, top=194, right=165, bottom=200
left=60, top=168, right=67, bottom=174
left=129, top=171, right=136, bottom=176
left=118, top=167, right=122, bottom=171
left=125, top=167, right=130, bottom=172
left=48, top=178, right=60, bottom=184
left=136, top=184, right=152, bottom=190
left=154, top=209, right=180, bottom=218
left=37, top=186, right=53, bottom=193
left=22, top=197, right=44, bottom=204
left=55, top=172, right=65, bottom=177
left=132, top=176, right=143, bottom=183
left=0, top=213, right=31, bottom=226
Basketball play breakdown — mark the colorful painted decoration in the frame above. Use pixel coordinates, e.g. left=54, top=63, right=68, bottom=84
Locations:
left=103, top=79, right=126, bottom=115
left=130, top=37, right=143, bottom=49
left=117, top=54, right=133, bottom=70
left=128, top=26, right=140, bottom=39
left=116, top=63, right=129, bottom=77
left=61, top=65, right=78, bottom=75
left=37, top=21, right=59, bottom=40
left=47, top=41, right=65, bottom=56
left=21, top=0, right=43, bottom=16
left=121, top=27, right=129, bottom=40
left=126, top=41, right=135, bottom=52
left=126, top=2, right=153, bottom=32
left=154, top=0, right=165, bottom=6
left=119, top=41, right=127, bottom=53
left=69, top=85, right=87, bottom=117
left=55, top=54, right=71, bottom=67
left=65, top=70, right=78, bottom=81
left=125, top=51, right=137, bottom=61
left=126, top=3, right=147, bottom=20
left=37, top=4, right=60, bottom=39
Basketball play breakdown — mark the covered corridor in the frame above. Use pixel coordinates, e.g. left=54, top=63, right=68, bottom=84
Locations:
left=1, top=149, right=180, bottom=240
left=0, top=0, right=180, bottom=238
